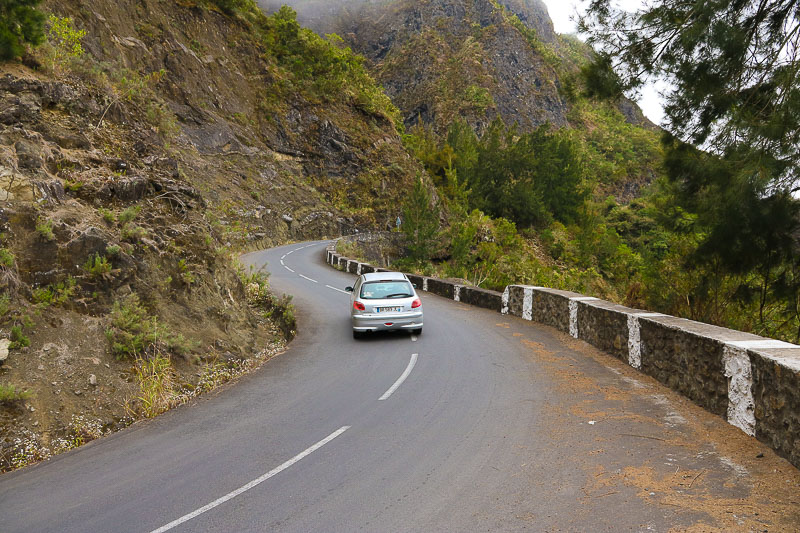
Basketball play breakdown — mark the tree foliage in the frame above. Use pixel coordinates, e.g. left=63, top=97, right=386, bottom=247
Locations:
left=406, top=119, right=587, bottom=227
left=580, top=0, right=800, bottom=192
left=0, top=0, right=46, bottom=60
left=255, top=6, right=402, bottom=127
left=581, top=0, right=800, bottom=340
left=401, top=176, right=440, bottom=261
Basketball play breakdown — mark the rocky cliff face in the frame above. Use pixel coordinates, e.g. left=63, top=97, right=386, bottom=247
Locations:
left=348, top=0, right=569, bottom=132
left=262, top=0, right=653, bottom=137
left=0, top=0, right=420, bottom=470
left=262, top=0, right=568, bottom=133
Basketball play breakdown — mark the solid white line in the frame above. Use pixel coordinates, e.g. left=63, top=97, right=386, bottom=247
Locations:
left=150, top=426, right=351, bottom=533
left=379, top=353, right=418, bottom=401
left=299, top=274, right=318, bottom=283
left=326, top=285, right=349, bottom=294
left=285, top=266, right=295, bottom=273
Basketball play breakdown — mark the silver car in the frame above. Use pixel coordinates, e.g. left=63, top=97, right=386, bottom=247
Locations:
left=346, top=272, right=423, bottom=339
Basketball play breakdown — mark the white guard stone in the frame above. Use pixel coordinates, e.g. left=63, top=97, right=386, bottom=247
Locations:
left=722, top=345, right=756, bottom=436
left=522, top=288, right=533, bottom=321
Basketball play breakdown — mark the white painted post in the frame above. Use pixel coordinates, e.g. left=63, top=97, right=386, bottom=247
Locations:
left=722, top=339, right=794, bottom=436
left=626, top=313, right=664, bottom=369
left=569, top=297, right=599, bottom=339
left=501, top=287, right=509, bottom=315
left=522, top=288, right=533, bottom=320
left=454, top=285, right=462, bottom=302
left=722, top=344, right=756, bottom=436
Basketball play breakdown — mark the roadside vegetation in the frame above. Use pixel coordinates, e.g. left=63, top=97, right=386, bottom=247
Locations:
left=391, top=1, right=800, bottom=343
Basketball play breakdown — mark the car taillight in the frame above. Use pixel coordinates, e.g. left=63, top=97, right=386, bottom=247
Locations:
left=411, top=298, right=421, bottom=309
left=353, top=301, right=366, bottom=311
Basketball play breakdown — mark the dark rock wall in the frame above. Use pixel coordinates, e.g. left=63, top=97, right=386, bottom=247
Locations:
left=460, top=286, right=503, bottom=310
left=578, top=301, right=630, bottom=362
left=639, top=319, right=729, bottom=417
left=751, top=351, right=800, bottom=467
left=530, top=289, right=572, bottom=332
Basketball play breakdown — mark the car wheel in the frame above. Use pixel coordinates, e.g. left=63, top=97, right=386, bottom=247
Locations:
left=413, top=328, right=422, bottom=336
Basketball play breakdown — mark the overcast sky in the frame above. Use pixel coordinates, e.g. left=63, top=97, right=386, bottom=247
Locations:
left=541, top=0, right=666, bottom=125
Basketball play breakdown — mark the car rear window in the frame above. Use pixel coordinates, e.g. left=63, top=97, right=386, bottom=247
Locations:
left=360, top=281, right=414, bottom=300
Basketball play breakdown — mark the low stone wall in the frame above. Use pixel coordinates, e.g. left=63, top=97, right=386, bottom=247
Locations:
left=325, top=241, right=800, bottom=469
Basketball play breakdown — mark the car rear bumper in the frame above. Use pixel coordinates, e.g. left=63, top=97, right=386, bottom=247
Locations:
left=352, top=311, right=423, bottom=332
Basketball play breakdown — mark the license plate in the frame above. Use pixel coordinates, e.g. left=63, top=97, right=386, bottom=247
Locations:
left=378, top=307, right=402, bottom=313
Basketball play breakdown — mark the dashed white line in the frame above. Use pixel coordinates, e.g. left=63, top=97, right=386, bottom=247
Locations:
left=379, top=353, right=418, bottom=401
left=299, top=274, right=318, bottom=283
left=286, top=250, right=294, bottom=256
left=326, top=285, right=349, bottom=294
left=285, top=266, right=295, bottom=273
left=280, top=260, right=285, bottom=266
left=411, top=335, right=418, bottom=342
left=281, top=254, right=286, bottom=260
left=150, top=426, right=351, bottom=533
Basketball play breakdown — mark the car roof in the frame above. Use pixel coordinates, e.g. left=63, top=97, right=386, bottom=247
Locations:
left=362, top=271, right=408, bottom=282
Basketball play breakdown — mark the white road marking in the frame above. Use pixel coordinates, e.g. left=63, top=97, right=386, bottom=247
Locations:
left=379, top=353, right=418, bottom=401
left=299, top=274, right=318, bottom=283
left=281, top=254, right=286, bottom=260
left=280, top=260, right=285, bottom=266
left=326, top=285, right=349, bottom=294
left=150, top=426, right=351, bottom=533
left=411, top=335, right=418, bottom=342
left=286, top=250, right=294, bottom=255
left=285, top=267, right=295, bottom=273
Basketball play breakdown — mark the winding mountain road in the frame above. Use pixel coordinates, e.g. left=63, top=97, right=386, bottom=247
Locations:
left=2, top=241, right=799, bottom=532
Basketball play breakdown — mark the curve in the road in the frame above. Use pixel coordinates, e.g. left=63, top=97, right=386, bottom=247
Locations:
left=1, top=240, right=798, bottom=533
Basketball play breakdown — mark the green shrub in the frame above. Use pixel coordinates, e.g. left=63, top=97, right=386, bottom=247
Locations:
left=9, top=325, right=30, bottom=350
left=253, top=6, right=402, bottom=128
left=177, top=259, right=195, bottom=284
left=133, top=353, right=174, bottom=418
left=106, top=244, right=122, bottom=257
left=118, top=205, right=141, bottom=224
left=0, top=293, right=10, bottom=317
left=401, top=175, right=440, bottom=261
left=46, top=14, right=85, bottom=66
left=242, top=270, right=296, bottom=339
left=0, top=248, right=14, bottom=268
left=83, top=254, right=111, bottom=278
left=0, top=384, right=31, bottom=404
left=208, top=0, right=251, bottom=16
left=32, top=276, right=76, bottom=306
left=98, top=208, right=116, bottom=224
left=63, top=179, right=82, bottom=192
left=105, top=294, right=191, bottom=359
left=121, top=223, right=147, bottom=242
left=105, top=294, right=153, bottom=358
left=35, top=218, right=55, bottom=241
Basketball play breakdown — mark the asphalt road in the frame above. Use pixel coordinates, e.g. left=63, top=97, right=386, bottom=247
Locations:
left=2, top=241, right=799, bottom=532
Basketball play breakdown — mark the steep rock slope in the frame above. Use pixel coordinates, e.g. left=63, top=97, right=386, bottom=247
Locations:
left=0, top=0, right=419, bottom=470
left=263, top=0, right=567, bottom=133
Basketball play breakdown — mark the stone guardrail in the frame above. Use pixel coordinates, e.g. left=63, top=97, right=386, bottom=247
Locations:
left=325, top=240, right=800, bottom=469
